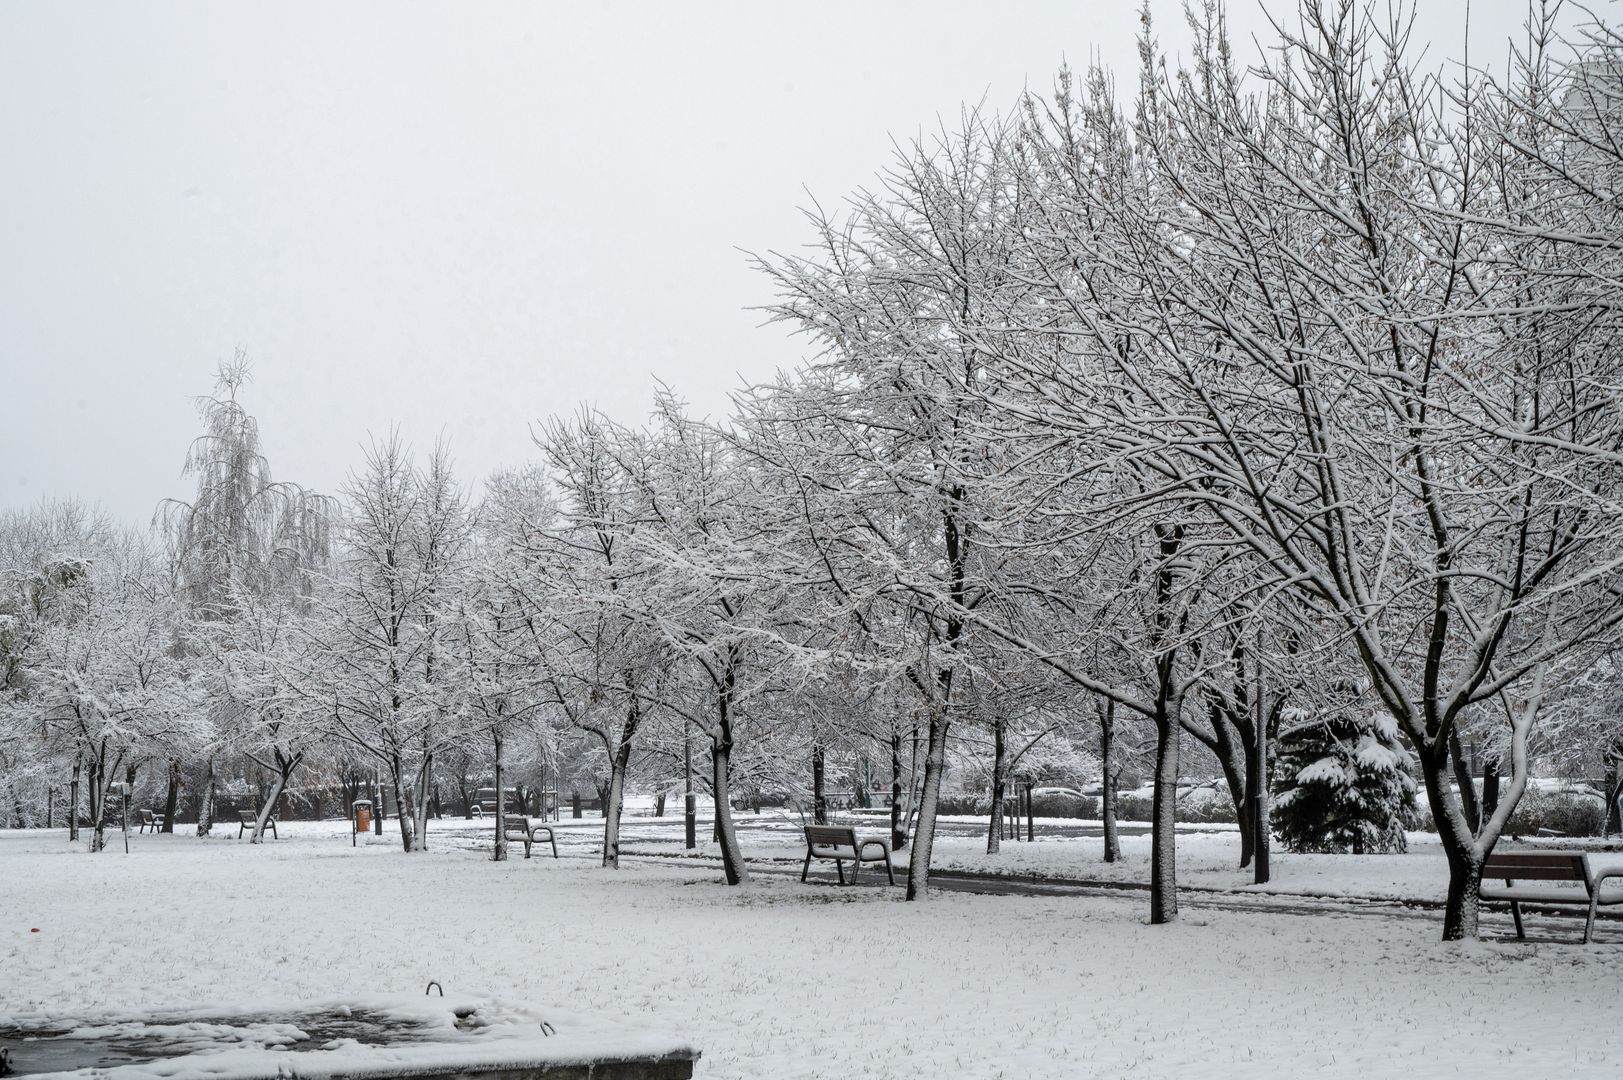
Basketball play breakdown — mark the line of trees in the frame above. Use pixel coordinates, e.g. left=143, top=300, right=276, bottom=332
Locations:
left=5, top=1, right=1623, bottom=941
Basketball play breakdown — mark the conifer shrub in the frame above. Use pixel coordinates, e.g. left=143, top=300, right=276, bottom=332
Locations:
left=1274, top=711, right=1418, bottom=854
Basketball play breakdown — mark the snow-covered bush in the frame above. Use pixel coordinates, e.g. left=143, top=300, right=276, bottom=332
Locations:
left=1504, top=786, right=1608, bottom=838
left=1112, top=793, right=1237, bottom=826
left=1274, top=711, right=1417, bottom=854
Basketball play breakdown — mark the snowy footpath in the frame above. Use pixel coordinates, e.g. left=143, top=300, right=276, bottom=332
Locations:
left=3, top=824, right=1621, bottom=1079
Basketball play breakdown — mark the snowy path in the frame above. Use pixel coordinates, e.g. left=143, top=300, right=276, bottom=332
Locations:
left=5, top=826, right=1622, bottom=1079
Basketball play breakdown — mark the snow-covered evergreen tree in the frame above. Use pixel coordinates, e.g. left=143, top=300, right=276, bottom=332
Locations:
left=1274, top=710, right=1417, bottom=855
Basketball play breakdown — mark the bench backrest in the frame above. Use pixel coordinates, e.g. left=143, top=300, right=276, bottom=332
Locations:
left=1483, top=851, right=1586, bottom=881
left=505, top=815, right=531, bottom=834
left=805, top=825, right=858, bottom=850
left=238, top=810, right=255, bottom=823
left=140, top=810, right=155, bottom=823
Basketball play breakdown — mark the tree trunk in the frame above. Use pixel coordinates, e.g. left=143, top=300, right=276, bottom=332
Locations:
left=601, top=696, right=641, bottom=869
left=493, top=729, right=508, bottom=861
left=1419, top=718, right=1533, bottom=942
left=1149, top=701, right=1182, bottom=925
left=710, top=665, right=749, bottom=885
left=87, top=755, right=107, bottom=853
left=389, top=756, right=417, bottom=853
left=1424, top=753, right=1487, bottom=940
left=161, top=759, right=181, bottom=834
left=1481, top=756, right=1502, bottom=822
left=196, top=755, right=216, bottom=837
left=1249, top=714, right=1271, bottom=885
left=890, top=733, right=906, bottom=850
left=1099, top=701, right=1120, bottom=863
left=901, top=722, right=922, bottom=844
left=1605, top=745, right=1622, bottom=837
left=1449, top=730, right=1480, bottom=833
left=711, top=736, right=748, bottom=885
left=812, top=744, right=827, bottom=825
left=684, top=730, right=697, bottom=850
left=1148, top=525, right=1184, bottom=924
left=602, top=754, right=629, bottom=868
left=1441, top=845, right=1484, bottom=940
left=68, top=755, right=81, bottom=842
left=252, top=753, right=296, bottom=844
left=986, top=716, right=1006, bottom=855
left=1211, top=717, right=1251, bottom=869
left=905, top=698, right=950, bottom=900
left=411, top=753, right=434, bottom=851
left=653, top=792, right=667, bottom=817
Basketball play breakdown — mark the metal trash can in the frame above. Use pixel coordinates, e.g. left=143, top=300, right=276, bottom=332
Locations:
left=353, top=799, right=372, bottom=835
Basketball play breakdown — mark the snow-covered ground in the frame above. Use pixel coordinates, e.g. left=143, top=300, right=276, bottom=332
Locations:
left=4, top=820, right=1622, bottom=1079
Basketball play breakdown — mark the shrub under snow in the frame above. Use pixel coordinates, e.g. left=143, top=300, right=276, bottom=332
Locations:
left=1274, top=711, right=1417, bottom=855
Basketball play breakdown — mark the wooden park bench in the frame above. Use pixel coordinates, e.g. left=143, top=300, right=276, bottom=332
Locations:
left=504, top=815, right=557, bottom=859
left=1480, top=850, right=1623, bottom=943
left=800, top=824, right=895, bottom=886
left=138, top=809, right=165, bottom=833
left=237, top=809, right=278, bottom=839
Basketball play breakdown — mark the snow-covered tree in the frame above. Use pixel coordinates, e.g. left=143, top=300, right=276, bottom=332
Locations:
left=523, top=411, right=669, bottom=869
left=1274, top=709, right=1418, bottom=855
left=320, top=434, right=473, bottom=853
left=26, top=532, right=195, bottom=851
left=746, top=107, right=1031, bottom=899
left=468, top=463, right=558, bottom=860
left=157, top=356, right=333, bottom=835
left=209, top=582, right=325, bottom=842
left=0, top=499, right=116, bottom=831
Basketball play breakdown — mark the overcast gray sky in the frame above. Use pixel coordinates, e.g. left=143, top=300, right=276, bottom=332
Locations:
left=1, top=1, right=1548, bottom=522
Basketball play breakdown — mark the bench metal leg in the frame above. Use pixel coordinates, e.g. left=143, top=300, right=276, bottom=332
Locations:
left=884, top=854, right=895, bottom=886
left=1586, top=894, right=1600, bottom=944
left=548, top=832, right=558, bottom=858
left=800, top=850, right=812, bottom=882
left=1510, top=901, right=1525, bottom=939
left=522, top=838, right=532, bottom=859
left=835, top=859, right=845, bottom=885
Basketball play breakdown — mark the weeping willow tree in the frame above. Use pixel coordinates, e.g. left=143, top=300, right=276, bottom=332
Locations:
left=156, top=353, right=334, bottom=835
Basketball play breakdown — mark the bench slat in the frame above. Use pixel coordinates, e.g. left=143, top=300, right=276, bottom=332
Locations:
left=1484, top=855, right=1581, bottom=865
left=1488, top=867, right=1583, bottom=880
left=804, top=826, right=857, bottom=844
left=1484, top=853, right=1585, bottom=881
